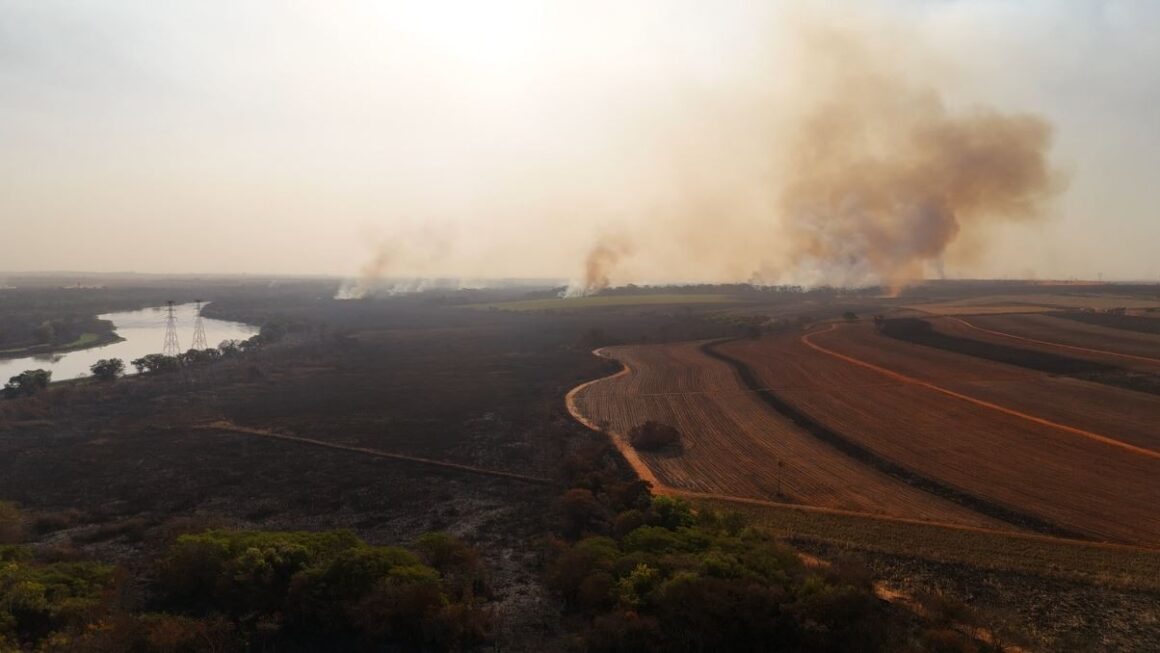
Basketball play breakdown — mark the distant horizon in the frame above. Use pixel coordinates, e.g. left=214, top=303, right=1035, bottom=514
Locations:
left=1, top=270, right=1158, bottom=286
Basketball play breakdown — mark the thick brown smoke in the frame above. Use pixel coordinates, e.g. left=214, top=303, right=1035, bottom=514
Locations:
left=568, top=236, right=632, bottom=296
left=773, top=28, right=1062, bottom=291
left=337, top=10, right=1067, bottom=294
left=572, top=20, right=1064, bottom=293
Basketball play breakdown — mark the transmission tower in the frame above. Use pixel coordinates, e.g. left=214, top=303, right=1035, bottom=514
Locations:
left=162, top=300, right=181, bottom=356
left=191, top=299, right=209, bottom=350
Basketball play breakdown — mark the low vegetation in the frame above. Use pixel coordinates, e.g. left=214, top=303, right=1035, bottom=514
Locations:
left=89, top=358, right=124, bottom=381
left=0, top=500, right=490, bottom=652
left=2, top=370, right=51, bottom=399
left=0, top=315, right=117, bottom=356
left=548, top=442, right=1002, bottom=652
left=148, top=529, right=490, bottom=650
left=627, top=421, right=683, bottom=451
left=0, top=547, right=114, bottom=651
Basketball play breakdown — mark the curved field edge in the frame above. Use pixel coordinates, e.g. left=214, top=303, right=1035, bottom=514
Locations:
left=564, top=347, right=1160, bottom=591
left=565, top=346, right=1000, bottom=529
left=564, top=348, right=664, bottom=489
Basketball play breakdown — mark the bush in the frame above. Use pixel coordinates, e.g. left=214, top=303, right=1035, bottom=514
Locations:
left=414, top=532, right=488, bottom=599
left=627, top=421, right=682, bottom=452
left=648, top=496, right=695, bottom=530
left=0, top=501, right=21, bottom=544
left=154, top=529, right=489, bottom=650
left=41, top=613, right=242, bottom=653
left=89, top=358, right=124, bottom=381
left=544, top=475, right=950, bottom=652
left=3, top=369, right=51, bottom=398
left=558, top=488, right=606, bottom=538
left=155, top=529, right=361, bottom=613
left=0, top=551, right=114, bottom=647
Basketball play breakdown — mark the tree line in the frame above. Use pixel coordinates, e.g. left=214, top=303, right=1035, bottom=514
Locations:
left=0, top=500, right=490, bottom=651
left=3, top=322, right=288, bottom=398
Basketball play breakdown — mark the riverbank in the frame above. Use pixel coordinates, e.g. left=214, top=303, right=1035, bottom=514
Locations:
left=0, top=304, right=257, bottom=383
left=0, top=331, right=125, bottom=362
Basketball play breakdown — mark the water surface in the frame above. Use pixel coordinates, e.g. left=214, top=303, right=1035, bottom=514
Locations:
left=0, top=303, right=257, bottom=382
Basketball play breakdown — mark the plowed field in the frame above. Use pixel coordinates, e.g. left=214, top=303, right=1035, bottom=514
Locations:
left=951, top=313, right=1160, bottom=366
left=838, top=321, right=1160, bottom=453
left=720, top=325, right=1160, bottom=545
left=569, top=341, right=1006, bottom=529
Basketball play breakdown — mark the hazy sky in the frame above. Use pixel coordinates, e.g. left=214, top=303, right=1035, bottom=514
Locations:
left=2, top=1, right=1158, bottom=283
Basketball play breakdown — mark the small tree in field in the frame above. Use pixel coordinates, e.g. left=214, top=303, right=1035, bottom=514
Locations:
left=627, top=421, right=682, bottom=452
left=90, top=358, right=125, bottom=381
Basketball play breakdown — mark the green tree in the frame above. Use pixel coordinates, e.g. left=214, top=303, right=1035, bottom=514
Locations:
left=130, top=354, right=180, bottom=375
left=90, top=358, right=125, bottom=381
left=218, top=340, right=243, bottom=357
left=3, top=369, right=51, bottom=398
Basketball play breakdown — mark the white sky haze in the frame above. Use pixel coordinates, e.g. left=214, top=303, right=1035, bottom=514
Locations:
left=1, top=1, right=1158, bottom=284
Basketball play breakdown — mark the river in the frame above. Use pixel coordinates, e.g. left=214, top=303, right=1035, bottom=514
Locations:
left=0, top=303, right=258, bottom=383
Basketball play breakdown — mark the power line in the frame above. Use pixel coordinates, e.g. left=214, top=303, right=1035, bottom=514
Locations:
left=191, top=299, right=208, bottom=350
left=162, top=300, right=181, bottom=356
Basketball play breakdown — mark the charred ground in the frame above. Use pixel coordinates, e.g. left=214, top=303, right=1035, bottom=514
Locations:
left=2, top=278, right=1159, bottom=650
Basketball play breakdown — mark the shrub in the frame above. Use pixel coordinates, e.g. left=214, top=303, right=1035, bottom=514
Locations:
left=41, top=613, right=242, bottom=653
left=0, top=501, right=21, bottom=544
left=154, top=529, right=362, bottom=613
left=89, top=358, right=124, bottom=382
left=154, top=529, right=487, bottom=650
left=558, top=488, right=606, bottom=538
left=648, top=496, right=695, bottom=530
left=612, top=510, right=644, bottom=538
left=545, top=473, right=931, bottom=652
left=130, top=354, right=180, bottom=375
left=3, top=369, right=51, bottom=398
left=626, top=421, right=682, bottom=451
left=415, top=532, right=488, bottom=599
left=0, top=551, right=114, bottom=647
left=585, top=611, right=664, bottom=653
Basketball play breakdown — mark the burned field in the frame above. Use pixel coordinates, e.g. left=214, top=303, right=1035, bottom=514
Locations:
left=0, top=287, right=766, bottom=648
left=573, top=309, right=1160, bottom=546
left=4, top=280, right=1160, bottom=649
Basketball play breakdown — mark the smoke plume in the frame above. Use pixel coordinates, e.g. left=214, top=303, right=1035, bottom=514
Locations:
left=772, top=27, right=1062, bottom=291
left=564, top=236, right=633, bottom=297
left=339, top=6, right=1067, bottom=295
left=336, top=224, right=454, bottom=299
